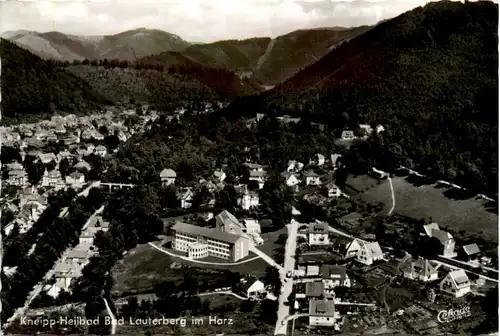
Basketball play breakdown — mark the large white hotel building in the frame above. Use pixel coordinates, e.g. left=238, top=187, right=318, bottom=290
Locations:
left=171, top=222, right=249, bottom=262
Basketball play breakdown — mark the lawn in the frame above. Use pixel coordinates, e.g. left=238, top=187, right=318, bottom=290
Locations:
left=359, top=176, right=498, bottom=242
left=112, top=241, right=271, bottom=296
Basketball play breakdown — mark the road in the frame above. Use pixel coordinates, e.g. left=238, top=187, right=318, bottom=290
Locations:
left=387, top=176, right=396, bottom=215
left=249, top=245, right=284, bottom=271
left=275, top=219, right=299, bottom=335
left=103, top=297, right=117, bottom=335
left=198, top=291, right=247, bottom=300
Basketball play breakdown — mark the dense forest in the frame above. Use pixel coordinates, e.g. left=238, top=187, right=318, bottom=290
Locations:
left=211, top=1, right=499, bottom=195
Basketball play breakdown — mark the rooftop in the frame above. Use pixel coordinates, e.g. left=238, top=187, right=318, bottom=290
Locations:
left=172, top=222, right=242, bottom=244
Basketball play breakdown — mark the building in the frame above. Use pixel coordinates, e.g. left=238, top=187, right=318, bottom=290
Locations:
left=65, top=249, right=90, bottom=267
left=341, top=130, right=355, bottom=140
left=321, top=265, right=351, bottom=288
left=38, top=152, right=57, bottom=164
left=8, top=169, right=28, bottom=187
left=325, top=182, right=341, bottom=198
left=376, top=124, right=385, bottom=133
left=306, top=281, right=326, bottom=298
left=213, top=169, right=226, bottom=183
left=179, top=188, right=194, bottom=209
left=400, top=256, right=438, bottom=282
left=66, top=171, right=85, bottom=188
left=215, top=210, right=244, bottom=235
left=238, top=191, right=260, bottom=210
left=304, top=171, right=321, bottom=186
left=356, top=241, right=384, bottom=265
left=79, top=230, right=96, bottom=245
left=249, top=170, right=267, bottom=189
left=242, top=219, right=261, bottom=234
left=309, top=299, right=341, bottom=329
left=308, top=221, right=330, bottom=246
left=423, top=223, right=457, bottom=258
left=73, top=160, right=91, bottom=172
left=243, top=279, right=265, bottom=298
left=330, top=154, right=342, bottom=169
left=245, top=163, right=266, bottom=172
left=358, top=124, right=373, bottom=136
left=439, top=270, right=471, bottom=298
left=310, top=154, right=325, bottom=166
left=281, top=172, right=300, bottom=187
left=160, top=168, right=176, bottom=186
left=332, top=237, right=362, bottom=259
left=286, top=160, right=304, bottom=173
left=187, top=242, right=210, bottom=259
left=57, top=150, right=72, bottom=162
left=95, top=145, right=107, bottom=157
left=171, top=222, right=249, bottom=262
left=458, top=243, right=481, bottom=263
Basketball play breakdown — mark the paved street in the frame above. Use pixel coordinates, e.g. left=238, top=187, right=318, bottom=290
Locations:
left=275, top=219, right=299, bottom=335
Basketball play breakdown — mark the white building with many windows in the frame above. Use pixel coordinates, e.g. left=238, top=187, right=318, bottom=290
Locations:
left=171, top=222, right=249, bottom=262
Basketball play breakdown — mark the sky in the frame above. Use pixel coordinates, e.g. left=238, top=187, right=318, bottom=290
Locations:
left=0, top=0, right=445, bottom=42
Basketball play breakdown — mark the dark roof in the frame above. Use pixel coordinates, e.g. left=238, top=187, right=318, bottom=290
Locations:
left=303, top=170, right=319, bottom=177
left=305, top=281, right=324, bottom=297
left=171, top=222, right=242, bottom=244
left=320, top=265, right=347, bottom=281
left=308, top=222, right=329, bottom=234
left=309, top=299, right=335, bottom=316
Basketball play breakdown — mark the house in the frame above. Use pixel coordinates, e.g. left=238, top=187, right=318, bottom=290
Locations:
left=171, top=222, right=249, bottom=262
left=179, top=188, right=194, bottom=209
left=42, top=169, right=63, bottom=188
left=321, top=265, right=351, bottom=288
left=57, top=150, right=72, bottom=162
left=46, top=133, right=58, bottom=142
left=79, top=230, right=96, bottom=245
left=245, top=163, right=266, bottom=172
left=213, top=169, right=226, bottom=184
left=400, top=256, right=438, bottom=282
left=439, top=270, right=471, bottom=298
left=281, top=172, right=300, bottom=188
left=375, top=124, right=385, bottom=133
left=249, top=170, right=267, bottom=189
left=356, top=241, right=384, bottom=265
left=8, top=169, right=28, bottom=187
left=287, top=160, right=304, bottom=173
left=310, top=154, right=325, bottom=166
left=242, top=219, right=261, bottom=234
left=215, top=210, right=244, bottom=235
left=309, top=299, right=341, bottom=329
left=422, top=223, right=457, bottom=258
left=325, top=182, right=341, bottom=198
left=256, top=113, right=265, bottom=121
left=308, top=221, right=330, bottom=246
left=243, top=279, right=265, bottom=299
left=55, top=125, right=66, bottom=134
left=238, top=191, right=260, bottom=210
left=73, top=160, right=91, bottom=172
left=332, top=237, right=362, bottom=259
left=306, top=281, right=326, bottom=298
left=304, top=171, right=321, bottom=186
left=65, top=249, right=90, bottom=267
left=95, top=145, right=107, bottom=157
left=38, top=152, right=57, bottom=164
left=341, top=130, right=355, bottom=140
left=160, top=168, right=176, bottom=186
left=330, top=154, right=342, bottom=169
left=358, top=124, right=373, bottom=136
left=458, top=244, right=481, bottom=263
left=65, top=171, right=85, bottom=188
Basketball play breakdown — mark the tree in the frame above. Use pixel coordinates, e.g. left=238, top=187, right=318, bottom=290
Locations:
left=258, top=299, right=278, bottom=324
left=59, top=157, right=72, bottom=177
left=240, top=299, right=256, bottom=313
left=263, top=266, right=281, bottom=297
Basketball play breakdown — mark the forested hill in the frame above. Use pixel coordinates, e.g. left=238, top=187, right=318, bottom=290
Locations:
left=215, top=0, right=499, bottom=195
left=0, top=38, right=112, bottom=123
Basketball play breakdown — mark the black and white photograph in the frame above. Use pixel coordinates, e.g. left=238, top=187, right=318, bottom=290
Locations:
left=0, top=0, right=498, bottom=335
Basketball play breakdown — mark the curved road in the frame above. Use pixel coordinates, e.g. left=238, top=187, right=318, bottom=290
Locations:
left=198, top=291, right=247, bottom=300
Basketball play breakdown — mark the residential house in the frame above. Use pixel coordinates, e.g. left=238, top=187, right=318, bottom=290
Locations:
left=7, top=169, right=28, bottom=188
left=304, top=171, right=321, bottom=186
left=238, top=191, right=260, bottom=210
left=215, top=210, right=244, bottom=235
left=242, top=279, right=265, bottom=299
left=287, top=160, right=304, bottom=173
left=242, top=219, right=261, bottom=234
left=245, top=163, right=266, bottom=172
left=422, top=223, right=457, bottom=258
left=439, top=270, right=471, bottom=298
left=256, top=113, right=265, bottom=121
left=73, top=160, right=91, bottom=172
left=42, top=169, right=62, bottom=188
left=341, top=130, right=355, bottom=140
left=48, top=262, right=81, bottom=297
left=325, top=182, right=341, bottom=198
left=358, top=124, right=373, bottom=136
left=249, top=170, right=267, bottom=189
left=81, top=129, right=94, bottom=140
left=356, top=241, right=384, bottom=265
left=400, top=256, right=438, bottom=282
left=95, top=145, right=107, bottom=157
left=376, top=124, right=385, bottom=133
left=46, top=132, right=58, bottom=142
left=35, top=130, right=48, bottom=140
left=332, top=237, right=362, bottom=259
left=306, top=281, right=326, bottom=299
left=308, top=221, right=330, bottom=246
left=54, top=125, right=66, bottom=134
left=330, top=154, right=342, bottom=169
left=309, top=299, right=341, bottom=329
left=66, top=171, right=85, bottom=188
left=57, top=150, right=72, bottom=162
left=281, top=172, right=300, bottom=188
left=313, top=154, right=325, bottom=166
left=179, top=188, right=194, bottom=209
left=321, top=265, right=351, bottom=288
left=86, top=144, right=96, bottom=155
left=38, top=152, right=57, bottom=164
left=171, top=222, right=249, bottom=262
left=213, top=169, right=227, bottom=184
left=65, top=249, right=90, bottom=267
left=79, top=230, right=96, bottom=245
left=160, top=168, right=177, bottom=186
left=458, top=244, right=481, bottom=263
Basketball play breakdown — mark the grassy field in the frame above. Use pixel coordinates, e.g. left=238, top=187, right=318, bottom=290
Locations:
left=357, top=176, right=498, bottom=242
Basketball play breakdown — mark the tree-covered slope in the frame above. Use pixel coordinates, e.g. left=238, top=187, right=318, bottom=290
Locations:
left=219, top=0, right=499, bottom=195
left=0, top=38, right=112, bottom=123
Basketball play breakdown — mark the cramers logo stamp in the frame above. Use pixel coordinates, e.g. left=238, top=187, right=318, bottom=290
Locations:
left=437, top=306, right=471, bottom=323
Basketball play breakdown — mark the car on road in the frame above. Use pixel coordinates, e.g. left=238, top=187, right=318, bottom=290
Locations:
left=286, top=271, right=292, bottom=278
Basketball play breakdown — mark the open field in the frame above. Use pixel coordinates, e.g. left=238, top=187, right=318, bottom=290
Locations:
left=356, top=176, right=498, bottom=242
